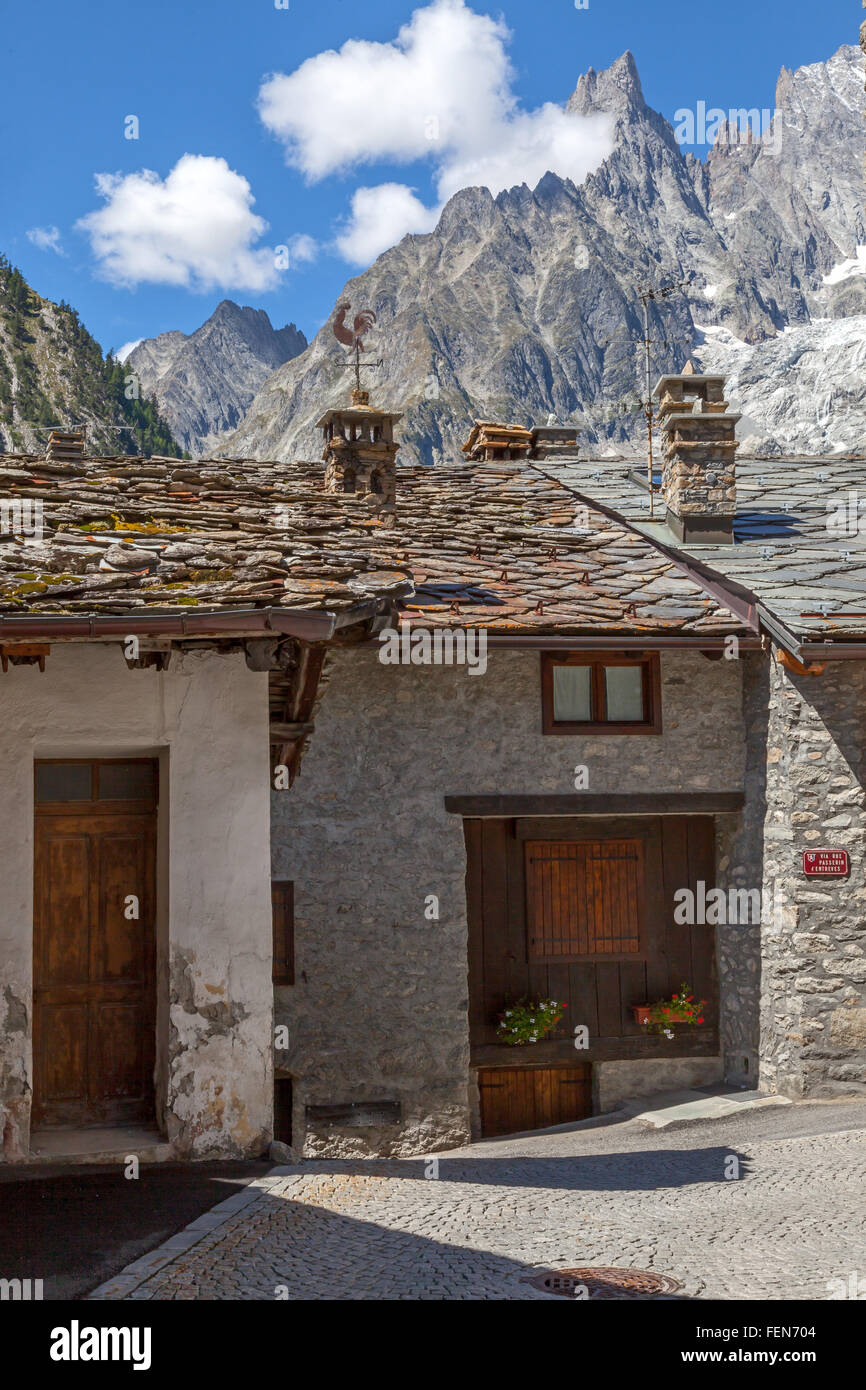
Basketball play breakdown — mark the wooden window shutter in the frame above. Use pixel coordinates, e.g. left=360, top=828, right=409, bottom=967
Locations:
left=525, top=840, right=644, bottom=960
left=272, top=881, right=294, bottom=985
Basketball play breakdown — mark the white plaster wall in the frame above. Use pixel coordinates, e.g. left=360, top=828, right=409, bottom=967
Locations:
left=0, top=643, right=273, bottom=1161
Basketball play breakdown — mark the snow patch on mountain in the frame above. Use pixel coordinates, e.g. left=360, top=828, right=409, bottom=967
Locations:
left=823, top=247, right=866, bottom=287
left=693, top=318, right=866, bottom=456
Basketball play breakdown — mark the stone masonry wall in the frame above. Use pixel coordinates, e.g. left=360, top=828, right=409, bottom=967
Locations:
left=756, top=655, right=866, bottom=1097
left=272, top=645, right=745, bottom=1157
left=715, top=652, right=769, bottom=1086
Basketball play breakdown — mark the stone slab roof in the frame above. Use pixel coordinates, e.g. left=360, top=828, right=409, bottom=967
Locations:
left=541, top=454, right=866, bottom=643
left=0, top=450, right=750, bottom=640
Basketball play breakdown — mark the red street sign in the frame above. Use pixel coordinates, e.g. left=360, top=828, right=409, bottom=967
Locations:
left=802, top=849, right=850, bottom=878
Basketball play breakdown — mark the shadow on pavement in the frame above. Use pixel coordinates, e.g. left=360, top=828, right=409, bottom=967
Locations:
left=0, top=1159, right=270, bottom=1299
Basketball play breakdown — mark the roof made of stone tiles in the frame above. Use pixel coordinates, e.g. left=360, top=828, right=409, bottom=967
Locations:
left=541, top=454, right=866, bottom=642
left=0, top=450, right=749, bottom=637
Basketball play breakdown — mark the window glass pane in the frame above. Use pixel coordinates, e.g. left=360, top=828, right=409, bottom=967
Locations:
left=35, top=762, right=92, bottom=802
left=604, top=665, right=645, bottom=722
left=552, top=664, right=592, bottom=722
left=98, top=762, right=155, bottom=801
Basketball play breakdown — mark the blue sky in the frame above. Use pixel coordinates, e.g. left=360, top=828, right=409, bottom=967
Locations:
left=2, top=0, right=855, bottom=355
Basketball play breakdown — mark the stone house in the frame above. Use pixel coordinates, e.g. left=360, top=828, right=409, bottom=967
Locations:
left=0, top=375, right=863, bottom=1164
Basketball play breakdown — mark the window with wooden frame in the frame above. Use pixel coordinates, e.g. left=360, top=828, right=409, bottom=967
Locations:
left=34, top=758, right=158, bottom=810
left=272, top=881, right=294, bottom=985
left=525, top=839, right=646, bottom=961
left=540, top=652, right=661, bottom=735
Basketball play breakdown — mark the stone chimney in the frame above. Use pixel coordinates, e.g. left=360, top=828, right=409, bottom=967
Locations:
left=529, top=425, right=579, bottom=460
left=45, top=428, right=86, bottom=465
left=317, top=389, right=401, bottom=509
left=654, top=361, right=739, bottom=544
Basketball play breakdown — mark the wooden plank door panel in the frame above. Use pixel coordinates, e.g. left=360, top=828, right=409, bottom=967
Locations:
left=551, top=1069, right=591, bottom=1126
left=39, top=835, right=92, bottom=986
left=525, top=838, right=645, bottom=959
left=34, top=805, right=156, bottom=1129
left=478, top=1065, right=590, bottom=1137
left=36, top=1003, right=89, bottom=1126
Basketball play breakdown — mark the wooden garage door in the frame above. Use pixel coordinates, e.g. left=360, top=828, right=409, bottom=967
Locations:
left=33, top=760, right=157, bottom=1129
left=478, top=1065, right=590, bottom=1137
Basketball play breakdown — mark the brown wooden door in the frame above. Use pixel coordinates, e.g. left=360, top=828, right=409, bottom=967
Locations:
left=478, top=1065, right=590, bottom=1137
left=33, top=809, right=156, bottom=1128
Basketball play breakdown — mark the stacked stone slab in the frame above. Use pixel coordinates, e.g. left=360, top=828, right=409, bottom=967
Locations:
left=654, top=362, right=740, bottom=544
left=462, top=421, right=579, bottom=462
left=461, top=421, right=533, bottom=462
left=317, top=388, right=401, bottom=509
left=45, top=428, right=86, bottom=465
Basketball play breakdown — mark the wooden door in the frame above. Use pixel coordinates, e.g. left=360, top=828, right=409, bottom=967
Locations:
left=33, top=763, right=157, bottom=1129
left=478, top=1065, right=590, bottom=1137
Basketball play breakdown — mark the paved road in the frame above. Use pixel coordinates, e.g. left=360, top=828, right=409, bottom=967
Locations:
left=95, top=1100, right=866, bottom=1301
left=0, top=1160, right=269, bottom=1300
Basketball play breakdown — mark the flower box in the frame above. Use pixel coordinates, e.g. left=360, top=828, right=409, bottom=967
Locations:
left=495, top=997, right=565, bottom=1046
left=631, top=985, right=707, bottom=1038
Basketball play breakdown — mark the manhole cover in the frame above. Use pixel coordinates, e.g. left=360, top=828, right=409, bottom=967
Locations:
left=529, top=1267, right=683, bottom=1299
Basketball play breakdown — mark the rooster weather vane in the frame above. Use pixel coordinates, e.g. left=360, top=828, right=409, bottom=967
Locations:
left=332, top=303, right=383, bottom=392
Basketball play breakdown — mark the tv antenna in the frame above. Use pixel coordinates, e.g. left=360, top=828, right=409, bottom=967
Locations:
left=605, top=275, right=694, bottom=517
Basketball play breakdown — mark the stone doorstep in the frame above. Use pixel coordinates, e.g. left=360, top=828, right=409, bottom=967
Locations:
left=619, top=1087, right=793, bottom=1129
left=26, top=1126, right=174, bottom=1166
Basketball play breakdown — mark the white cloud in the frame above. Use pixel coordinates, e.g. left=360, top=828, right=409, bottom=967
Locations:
left=258, top=0, right=513, bottom=182
left=258, top=0, right=613, bottom=262
left=434, top=101, right=613, bottom=202
left=115, top=339, right=143, bottom=362
left=286, top=232, right=318, bottom=265
left=27, top=225, right=65, bottom=255
left=77, top=154, right=284, bottom=292
left=335, top=184, right=439, bottom=264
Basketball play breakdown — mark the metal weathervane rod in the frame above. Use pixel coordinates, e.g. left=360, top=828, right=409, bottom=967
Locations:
left=332, top=303, right=383, bottom=392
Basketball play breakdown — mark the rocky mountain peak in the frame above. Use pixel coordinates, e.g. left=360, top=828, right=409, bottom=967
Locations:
left=214, top=44, right=866, bottom=467
left=569, top=51, right=645, bottom=118
left=127, top=301, right=308, bottom=455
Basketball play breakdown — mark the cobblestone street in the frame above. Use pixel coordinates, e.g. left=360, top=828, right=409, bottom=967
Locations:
left=92, top=1104, right=866, bottom=1301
